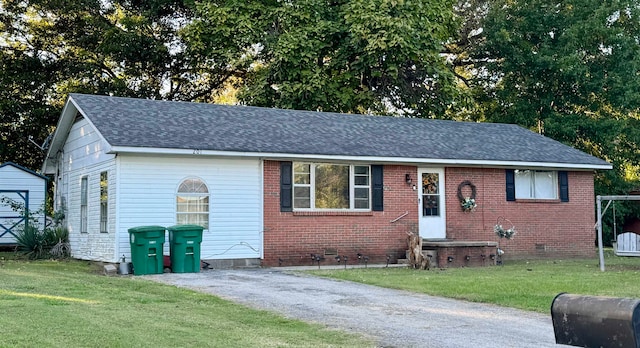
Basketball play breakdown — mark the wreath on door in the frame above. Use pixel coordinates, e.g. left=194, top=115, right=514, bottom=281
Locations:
left=457, top=180, right=477, bottom=212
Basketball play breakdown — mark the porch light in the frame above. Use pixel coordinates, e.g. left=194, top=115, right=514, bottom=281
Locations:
left=405, top=174, right=412, bottom=185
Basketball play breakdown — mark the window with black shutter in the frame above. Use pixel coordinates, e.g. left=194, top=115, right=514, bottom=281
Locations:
left=280, top=162, right=292, bottom=212
left=280, top=162, right=382, bottom=211
left=507, top=169, right=567, bottom=201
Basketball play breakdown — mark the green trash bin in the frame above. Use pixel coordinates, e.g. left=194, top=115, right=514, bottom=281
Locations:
left=167, top=224, right=204, bottom=273
left=128, top=225, right=166, bottom=275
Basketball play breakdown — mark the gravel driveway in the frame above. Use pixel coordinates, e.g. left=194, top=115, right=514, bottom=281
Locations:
left=147, top=268, right=566, bottom=348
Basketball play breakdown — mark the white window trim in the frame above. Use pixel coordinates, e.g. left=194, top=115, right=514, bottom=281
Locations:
left=80, top=176, right=88, bottom=233
left=99, top=171, right=108, bottom=233
left=175, top=177, right=210, bottom=230
left=515, top=170, right=558, bottom=200
left=293, top=163, right=371, bottom=211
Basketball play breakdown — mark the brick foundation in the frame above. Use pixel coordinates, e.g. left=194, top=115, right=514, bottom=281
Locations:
left=422, top=241, right=498, bottom=268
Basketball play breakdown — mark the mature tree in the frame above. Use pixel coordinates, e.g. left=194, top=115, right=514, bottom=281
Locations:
left=475, top=0, right=640, bottom=242
left=184, top=0, right=464, bottom=117
left=439, top=0, right=491, bottom=121
left=0, top=0, right=474, bottom=170
left=0, top=49, right=58, bottom=169
left=0, top=0, right=227, bottom=169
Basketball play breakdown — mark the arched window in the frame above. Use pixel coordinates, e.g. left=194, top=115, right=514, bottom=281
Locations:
left=176, top=178, right=209, bottom=229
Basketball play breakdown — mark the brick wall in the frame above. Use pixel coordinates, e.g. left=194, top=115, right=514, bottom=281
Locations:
left=424, top=245, right=498, bottom=268
left=263, top=162, right=597, bottom=266
left=263, top=160, right=418, bottom=266
left=622, top=218, right=640, bottom=234
left=445, top=168, right=596, bottom=259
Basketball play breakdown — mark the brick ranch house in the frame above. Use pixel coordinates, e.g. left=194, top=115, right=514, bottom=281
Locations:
left=42, top=94, right=611, bottom=268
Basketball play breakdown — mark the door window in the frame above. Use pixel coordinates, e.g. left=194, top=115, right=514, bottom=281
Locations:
left=422, top=173, right=440, bottom=216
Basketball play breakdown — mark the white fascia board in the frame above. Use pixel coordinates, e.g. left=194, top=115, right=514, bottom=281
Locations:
left=42, top=96, right=114, bottom=173
left=108, top=146, right=612, bottom=171
left=42, top=99, right=78, bottom=173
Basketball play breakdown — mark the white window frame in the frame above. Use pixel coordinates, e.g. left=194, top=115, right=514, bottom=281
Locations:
left=292, top=163, right=371, bottom=211
left=515, top=170, right=558, bottom=200
left=80, top=176, right=88, bottom=233
left=176, top=177, right=210, bottom=230
left=99, top=171, right=108, bottom=233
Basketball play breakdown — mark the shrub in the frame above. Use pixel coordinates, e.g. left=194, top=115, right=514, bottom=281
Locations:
left=45, top=226, right=69, bottom=245
left=47, top=227, right=70, bottom=258
left=15, top=225, right=49, bottom=260
left=2, top=196, right=70, bottom=259
left=15, top=225, right=70, bottom=260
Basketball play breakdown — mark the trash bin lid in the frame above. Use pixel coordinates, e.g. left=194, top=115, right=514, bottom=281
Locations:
left=128, top=225, right=166, bottom=233
left=167, top=224, right=204, bottom=232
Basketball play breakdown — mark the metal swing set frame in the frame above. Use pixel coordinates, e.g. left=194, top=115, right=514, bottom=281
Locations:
left=596, top=195, right=640, bottom=271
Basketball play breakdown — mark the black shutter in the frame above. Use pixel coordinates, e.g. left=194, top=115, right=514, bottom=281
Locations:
left=280, top=162, right=293, bottom=212
left=372, top=165, right=384, bottom=211
left=559, top=171, right=569, bottom=202
left=506, top=169, right=516, bottom=201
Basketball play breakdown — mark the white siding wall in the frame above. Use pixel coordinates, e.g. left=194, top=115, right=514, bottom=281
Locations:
left=117, top=155, right=263, bottom=262
left=0, top=165, right=46, bottom=244
left=61, top=118, right=117, bottom=261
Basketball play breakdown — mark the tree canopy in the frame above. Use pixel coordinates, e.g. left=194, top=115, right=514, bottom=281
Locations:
left=473, top=0, right=640, bottom=242
left=1, top=0, right=640, bottom=237
left=477, top=2, right=640, bottom=174
left=184, top=0, right=463, bottom=116
left=0, top=0, right=216, bottom=167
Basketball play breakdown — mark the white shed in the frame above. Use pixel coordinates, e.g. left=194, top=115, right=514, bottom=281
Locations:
left=0, top=162, right=48, bottom=244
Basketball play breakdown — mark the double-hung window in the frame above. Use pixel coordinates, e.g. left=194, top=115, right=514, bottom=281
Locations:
left=99, top=171, right=108, bottom=233
left=80, top=176, right=88, bottom=233
left=292, top=163, right=370, bottom=210
left=514, top=170, right=557, bottom=199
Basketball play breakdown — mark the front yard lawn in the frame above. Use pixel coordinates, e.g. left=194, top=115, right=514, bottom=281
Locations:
left=0, top=256, right=372, bottom=348
left=309, top=250, right=640, bottom=313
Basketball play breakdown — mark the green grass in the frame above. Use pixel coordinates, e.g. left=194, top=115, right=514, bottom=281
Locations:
left=308, top=250, right=640, bottom=313
left=0, top=257, right=373, bottom=348
left=3, top=250, right=638, bottom=347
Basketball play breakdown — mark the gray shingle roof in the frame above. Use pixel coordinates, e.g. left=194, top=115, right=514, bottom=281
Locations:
left=68, top=93, right=610, bottom=167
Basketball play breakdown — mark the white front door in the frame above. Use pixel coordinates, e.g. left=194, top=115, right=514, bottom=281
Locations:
left=418, top=168, right=446, bottom=239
